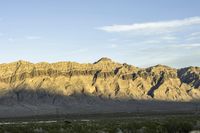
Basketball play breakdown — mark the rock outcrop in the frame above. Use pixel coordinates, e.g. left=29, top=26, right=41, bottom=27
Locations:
left=0, top=58, right=199, bottom=103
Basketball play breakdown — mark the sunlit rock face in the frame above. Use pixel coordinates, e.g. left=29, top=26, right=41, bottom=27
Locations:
left=0, top=58, right=199, bottom=103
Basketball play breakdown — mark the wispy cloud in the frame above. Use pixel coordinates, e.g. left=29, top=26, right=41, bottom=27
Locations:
left=98, top=17, right=200, bottom=32
left=0, top=33, right=3, bottom=36
left=186, top=32, right=200, bottom=41
left=189, top=32, right=200, bottom=36
left=170, top=43, right=200, bottom=49
left=108, top=38, right=118, bottom=42
left=97, top=17, right=200, bottom=68
left=8, top=38, right=15, bottom=42
left=161, top=36, right=177, bottom=41
left=186, top=36, right=200, bottom=41
left=110, top=44, right=117, bottom=48
left=141, top=40, right=160, bottom=44
left=26, top=36, right=41, bottom=40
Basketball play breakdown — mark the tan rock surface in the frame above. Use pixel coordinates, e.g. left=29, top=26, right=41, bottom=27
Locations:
left=0, top=58, right=199, bottom=102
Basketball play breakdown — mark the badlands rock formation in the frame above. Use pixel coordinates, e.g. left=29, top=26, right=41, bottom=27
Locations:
left=0, top=58, right=199, bottom=117
left=0, top=58, right=200, bottom=118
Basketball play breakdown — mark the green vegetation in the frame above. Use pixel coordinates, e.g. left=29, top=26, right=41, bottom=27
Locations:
left=0, top=115, right=199, bottom=133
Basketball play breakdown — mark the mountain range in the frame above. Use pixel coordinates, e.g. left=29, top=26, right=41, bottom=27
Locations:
left=0, top=58, right=199, bottom=117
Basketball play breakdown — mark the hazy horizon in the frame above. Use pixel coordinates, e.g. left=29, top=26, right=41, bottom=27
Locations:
left=0, top=0, right=200, bottom=68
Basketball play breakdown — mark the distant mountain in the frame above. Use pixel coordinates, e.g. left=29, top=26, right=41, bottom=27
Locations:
left=0, top=58, right=199, bottom=117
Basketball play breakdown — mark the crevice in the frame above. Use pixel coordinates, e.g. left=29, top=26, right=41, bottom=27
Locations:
left=10, top=61, right=22, bottom=84
left=114, top=83, right=120, bottom=96
left=92, top=70, right=101, bottom=86
left=147, top=72, right=165, bottom=98
left=114, top=66, right=122, bottom=75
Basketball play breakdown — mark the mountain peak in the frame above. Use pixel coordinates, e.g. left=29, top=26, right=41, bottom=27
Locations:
left=94, top=57, right=113, bottom=64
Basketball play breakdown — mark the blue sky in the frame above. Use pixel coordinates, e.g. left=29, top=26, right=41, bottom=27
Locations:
left=0, top=0, right=200, bottom=68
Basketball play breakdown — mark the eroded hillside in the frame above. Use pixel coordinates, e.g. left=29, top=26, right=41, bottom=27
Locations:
left=0, top=58, right=199, bottom=102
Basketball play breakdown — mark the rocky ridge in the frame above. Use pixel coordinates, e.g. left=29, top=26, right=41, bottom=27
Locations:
left=0, top=57, right=199, bottom=103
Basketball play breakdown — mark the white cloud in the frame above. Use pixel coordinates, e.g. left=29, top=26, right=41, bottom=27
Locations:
left=8, top=38, right=15, bottom=42
left=186, top=32, right=200, bottom=41
left=98, top=17, right=200, bottom=32
left=108, top=38, right=118, bottom=42
left=26, top=36, right=41, bottom=40
left=189, top=32, right=200, bottom=36
left=110, top=44, right=117, bottom=48
left=142, top=40, right=160, bottom=44
left=170, top=43, right=200, bottom=49
left=186, top=36, right=200, bottom=41
left=161, top=36, right=177, bottom=40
